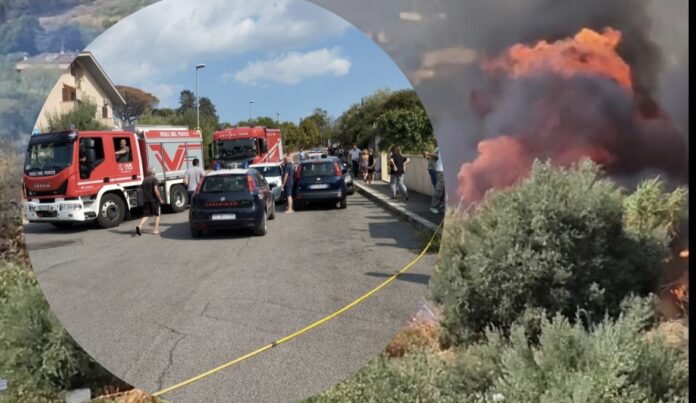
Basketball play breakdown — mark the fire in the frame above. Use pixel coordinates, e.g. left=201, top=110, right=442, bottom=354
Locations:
left=483, top=28, right=632, bottom=91
left=458, top=27, right=688, bottom=205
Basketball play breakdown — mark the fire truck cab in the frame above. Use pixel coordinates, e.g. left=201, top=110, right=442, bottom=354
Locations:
left=210, top=125, right=283, bottom=169
left=23, top=127, right=203, bottom=228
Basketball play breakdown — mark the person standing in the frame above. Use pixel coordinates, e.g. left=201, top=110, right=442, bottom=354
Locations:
left=349, top=144, right=361, bottom=177
left=389, top=146, right=409, bottom=200
left=281, top=154, right=295, bottom=213
left=366, top=148, right=376, bottom=184
left=359, top=149, right=369, bottom=181
left=136, top=167, right=164, bottom=236
left=428, top=147, right=445, bottom=214
left=298, top=148, right=305, bottom=162
left=183, top=158, right=205, bottom=205
left=422, top=140, right=439, bottom=190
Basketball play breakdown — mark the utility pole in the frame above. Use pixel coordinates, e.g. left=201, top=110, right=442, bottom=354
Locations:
left=195, top=63, right=206, bottom=130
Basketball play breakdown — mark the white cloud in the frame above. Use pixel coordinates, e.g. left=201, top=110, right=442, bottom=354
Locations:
left=85, top=0, right=351, bottom=104
left=230, top=47, right=350, bottom=85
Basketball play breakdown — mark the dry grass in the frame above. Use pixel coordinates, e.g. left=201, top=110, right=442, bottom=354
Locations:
left=38, top=0, right=157, bottom=30
left=92, top=388, right=167, bottom=403
left=646, top=319, right=689, bottom=352
left=0, top=147, right=28, bottom=265
left=384, top=317, right=441, bottom=358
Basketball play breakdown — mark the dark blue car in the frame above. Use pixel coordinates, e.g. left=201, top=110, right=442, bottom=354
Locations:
left=293, top=159, right=347, bottom=209
left=189, top=169, right=276, bottom=237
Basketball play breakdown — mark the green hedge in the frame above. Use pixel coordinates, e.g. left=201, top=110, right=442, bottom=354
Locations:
left=307, top=297, right=689, bottom=403
left=0, top=264, right=116, bottom=402
left=431, top=159, right=686, bottom=345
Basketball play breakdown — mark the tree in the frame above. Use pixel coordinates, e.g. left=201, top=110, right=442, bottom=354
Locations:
left=279, top=121, right=304, bottom=151
left=375, top=107, right=434, bottom=153
left=177, top=90, right=196, bottom=114
left=45, top=99, right=108, bottom=131
left=237, top=116, right=278, bottom=128
left=199, top=97, right=218, bottom=120
left=300, top=118, right=320, bottom=147
left=113, top=85, right=159, bottom=125
left=0, top=15, right=41, bottom=54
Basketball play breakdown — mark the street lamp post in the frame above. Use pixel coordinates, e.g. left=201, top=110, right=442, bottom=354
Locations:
left=195, top=63, right=206, bottom=131
left=249, top=99, right=255, bottom=124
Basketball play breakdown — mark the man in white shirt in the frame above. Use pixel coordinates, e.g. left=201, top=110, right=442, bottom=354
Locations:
left=349, top=144, right=361, bottom=177
left=183, top=158, right=205, bottom=205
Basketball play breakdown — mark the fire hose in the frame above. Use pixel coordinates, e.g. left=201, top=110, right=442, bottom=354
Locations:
left=151, top=220, right=444, bottom=398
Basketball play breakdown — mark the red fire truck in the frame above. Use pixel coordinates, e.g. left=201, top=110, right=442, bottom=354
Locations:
left=22, top=126, right=203, bottom=228
left=209, top=125, right=283, bottom=169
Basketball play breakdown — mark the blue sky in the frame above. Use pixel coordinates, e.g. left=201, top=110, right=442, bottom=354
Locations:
left=86, top=0, right=412, bottom=125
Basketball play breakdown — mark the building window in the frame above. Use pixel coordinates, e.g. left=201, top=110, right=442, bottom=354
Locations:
left=62, top=85, right=76, bottom=102
left=102, top=104, right=109, bottom=119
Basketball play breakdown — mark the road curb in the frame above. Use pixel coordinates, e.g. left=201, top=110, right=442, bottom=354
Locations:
left=354, top=182, right=438, bottom=232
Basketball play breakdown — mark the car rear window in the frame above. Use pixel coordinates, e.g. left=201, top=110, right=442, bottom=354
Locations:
left=254, top=166, right=281, bottom=177
left=301, top=162, right=336, bottom=177
left=200, top=175, right=247, bottom=193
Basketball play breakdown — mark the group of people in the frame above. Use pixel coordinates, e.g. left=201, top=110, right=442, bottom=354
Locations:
left=348, top=144, right=376, bottom=184
left=132, top=140, right=445, bottom=237
left=346, top=141, right=444, bottom=214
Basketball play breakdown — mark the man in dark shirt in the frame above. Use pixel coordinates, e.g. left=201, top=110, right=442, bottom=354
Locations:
left=281, top=154, right=295, bottom=213
left=136, top=167, right=164, bottom=236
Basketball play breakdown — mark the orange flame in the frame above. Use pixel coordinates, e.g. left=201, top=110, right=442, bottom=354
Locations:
left=483, top=28, right=632, bottom=91
left=458, top=27, right=688, bottom=205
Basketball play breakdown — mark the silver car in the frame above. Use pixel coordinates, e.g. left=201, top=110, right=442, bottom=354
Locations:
left=249, top=162, right=285, bottom=202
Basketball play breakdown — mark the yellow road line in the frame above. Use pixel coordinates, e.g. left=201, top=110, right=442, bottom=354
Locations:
left=153, top=221, right=443, bottom=397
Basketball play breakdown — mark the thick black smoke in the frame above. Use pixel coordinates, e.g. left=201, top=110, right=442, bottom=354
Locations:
left=312, top=0, right=689, bottom=200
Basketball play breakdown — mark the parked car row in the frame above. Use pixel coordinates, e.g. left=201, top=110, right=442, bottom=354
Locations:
left=188, top=157, right=352, bottom=238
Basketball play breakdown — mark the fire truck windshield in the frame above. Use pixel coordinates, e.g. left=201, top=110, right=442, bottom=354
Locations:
left=24, top=140, right=74, bottom=176
left=217, top=138, right=257, bottom=160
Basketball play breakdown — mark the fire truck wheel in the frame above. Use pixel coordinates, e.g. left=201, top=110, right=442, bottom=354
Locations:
left=168, top=185, right=187, bottom=213
left=97, top=193, right=126, bottom=228
left=255, top=210, right=268, bottom=236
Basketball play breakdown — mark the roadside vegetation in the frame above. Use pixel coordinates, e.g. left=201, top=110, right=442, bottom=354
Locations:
left=306, top=159, right=689, bottom=403
left=0, top=1, right=156, bottom=401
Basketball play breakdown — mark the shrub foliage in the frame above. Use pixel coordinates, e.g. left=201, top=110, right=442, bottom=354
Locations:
left=431, top=159, right=687, bottom=345
left=0, top=264, right=115, bottom=401
left=307, top=297, right=689, bottom=403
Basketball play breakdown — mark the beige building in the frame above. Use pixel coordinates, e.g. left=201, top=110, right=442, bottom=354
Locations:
left=23, top=51, right=126, bottom=133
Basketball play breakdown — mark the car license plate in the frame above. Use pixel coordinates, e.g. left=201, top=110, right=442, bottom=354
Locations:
left=36, top=205, right=52, bottom=211
left=309, top=184, right=329, bottom=189
left=212, top=214, right=236, bottom=220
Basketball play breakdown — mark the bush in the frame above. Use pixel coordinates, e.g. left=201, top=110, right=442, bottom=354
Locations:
left=467, top=296, right=689, bottom=403
left=305, top=351, right=463, bottom=403
left=45, top=99, right=109, bottom=132
left=306, top=297, right=689, bottom=403
left=431, top=159, right=686, bottom=345
left=0, top=264, right=117, bottom=401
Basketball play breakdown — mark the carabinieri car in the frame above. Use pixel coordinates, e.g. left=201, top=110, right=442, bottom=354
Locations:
left=189, top=168, right=276, bottom=237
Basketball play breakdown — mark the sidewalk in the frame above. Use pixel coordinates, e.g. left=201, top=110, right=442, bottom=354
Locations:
left=354, top=180, right=443, bottom=231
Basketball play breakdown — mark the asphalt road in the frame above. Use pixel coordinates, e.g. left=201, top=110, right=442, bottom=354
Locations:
left=24, top=193, right=436, bottom=402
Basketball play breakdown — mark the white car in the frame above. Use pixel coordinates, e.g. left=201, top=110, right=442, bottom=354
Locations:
left=249, top=162, right=285, bottom=202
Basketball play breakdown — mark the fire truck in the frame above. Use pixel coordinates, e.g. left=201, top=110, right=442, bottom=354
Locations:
left=22, top=126, right=203, bottom=228
left=209, top=125, right=283, bottom=169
